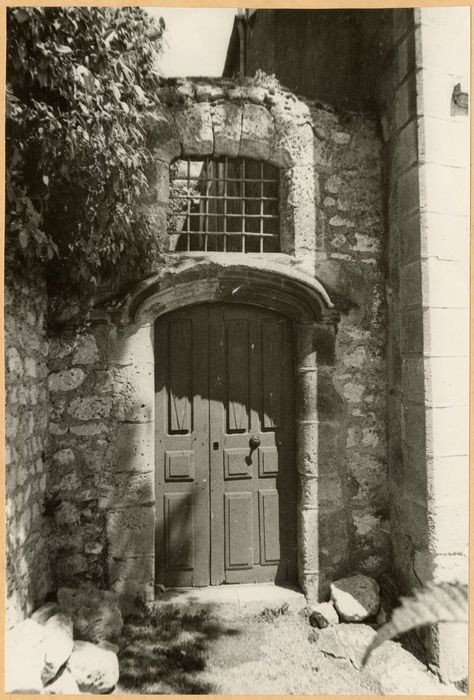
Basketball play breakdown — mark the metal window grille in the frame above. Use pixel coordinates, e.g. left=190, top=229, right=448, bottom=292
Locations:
left=168, top=156, right=280, bottom=253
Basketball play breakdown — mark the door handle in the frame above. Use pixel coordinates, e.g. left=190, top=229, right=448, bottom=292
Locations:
left=213, top=441, right=219, bottom=451
left=249, top=435, right=261, bottom=451
left=245, top=435, right=261, bottom=466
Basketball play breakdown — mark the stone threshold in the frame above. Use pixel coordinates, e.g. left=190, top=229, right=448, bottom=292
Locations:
left=153, top=583, right=307, bottom=617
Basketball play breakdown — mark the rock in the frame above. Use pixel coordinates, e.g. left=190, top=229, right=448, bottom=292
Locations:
left=309, top=602, right=339, bottom=628
left=6, top=618, right=46, bottom=692
left=317, top=623, right=376, bottom=669
left=44, top=667, right=81, bottom=695
left=31, top=602, right=60, bottom=625
left=58, top=585, right=123, bottom=643
left=42, top=613, right=75, bottom=684
left=330, top=574, right=380, bottom=621
left=67, top=640, right=119, bottom=693
left=368, top=639, right=462, bottom=695
left=98, top=640, right=120, bottom=654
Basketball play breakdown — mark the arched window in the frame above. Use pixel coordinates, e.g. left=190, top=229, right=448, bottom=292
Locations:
left=168, top=156, right=279, bottom=253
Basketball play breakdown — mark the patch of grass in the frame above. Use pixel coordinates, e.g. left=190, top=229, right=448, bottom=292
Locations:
left=259, top=602, right=290, bottom=621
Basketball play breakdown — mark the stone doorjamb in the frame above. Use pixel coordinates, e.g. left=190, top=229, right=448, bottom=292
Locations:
left=106, top=259, right=339, bottom=605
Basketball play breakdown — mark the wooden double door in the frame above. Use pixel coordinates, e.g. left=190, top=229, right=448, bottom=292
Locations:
left=154, top=303, right=296, bottom=587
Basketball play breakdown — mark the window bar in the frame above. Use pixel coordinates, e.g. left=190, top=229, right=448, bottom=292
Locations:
left=186, top=157, right=191, bottom=251
left=241, top=158, right=246, bottom=253
left=260, top=161, right=264, bottom=253
left=223, top=156, right=228, bottom=253
left=203, top=157, right=209, bottom=252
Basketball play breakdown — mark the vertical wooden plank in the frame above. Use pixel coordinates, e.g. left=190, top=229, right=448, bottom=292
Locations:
left=164, top=493, right=194, bottom=571
left=259, top=489, right=281, bottom=564
left=169, top=319, right=193, bottom=433
left=226, top=319, right=249, bottom=433
left=224, top=492, right=253, bottom=569
left=209, top=305, right=226, bottom=585
left=262, top=321, right=282, bottom=430
left=155, top=305, right=210, bottom=587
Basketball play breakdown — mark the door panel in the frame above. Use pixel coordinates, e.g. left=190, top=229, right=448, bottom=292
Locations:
left=155, top=303, right=296, bottom=587
left=224, top=492, right=253, bottom=569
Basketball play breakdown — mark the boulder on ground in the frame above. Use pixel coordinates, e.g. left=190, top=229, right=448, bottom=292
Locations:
left=67, top=640, right=119, bottom=693
left=44, top=667, right=81, bottom=695
left=309, top=602, right=339, bottom=629
left=316, top=622, right=375, bottom=669
left=6, top=618, right=46, bottom=693
left=31, top=602, right=60, bottom=625
left=58, top=584, right=123, bottom=643
left=330, top=574, right=380, bottom=622
left=42, top=613, right=75, bottom=684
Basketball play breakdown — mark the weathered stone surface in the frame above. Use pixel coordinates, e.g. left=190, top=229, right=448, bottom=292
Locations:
left=309, top=601, right=339, bottom=628
left=107, top=506, right=155, bottom=558
left=48, top=368, right=85, bottom=392
left=44, top=667, right=81, bottom=695
left=211, top=102, right=242, bottom=157
left=367, top=637, right=461, bottom=694
left=113, top=421, right=154, bottom=473
left=68, top=396, right=112, bottom=421
left=31, top=601, right=60, bottom=625
left=107, top=324, right=153, bottom=366
left=58, top=585, right=123, bottom=643
left=42, top=612, right=74, bottom=684
left=272, top=120, right=314, bottom=167
left=240, top=103, right=274, bottom=160
left=316, top=623, right=375, bottom=669
left=143, top=108, right=181, bottom=161
left=5, top=267, right=52, bottom=628
left=113, top=364, right=154, bottom=422
left=174, top=102, right=213, bottom=156
left=6, top=618, right=46, bottom=692
left=72, top=334, right=99, bottom=365
left=67, top=640, right=119, bottom=693
left=102, top=471, right=154, bottom=509
left=330, top=574, right=380, bottom=621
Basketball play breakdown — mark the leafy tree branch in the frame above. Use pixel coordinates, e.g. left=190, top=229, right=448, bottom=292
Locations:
left=6, top=7, right=165, bottom=297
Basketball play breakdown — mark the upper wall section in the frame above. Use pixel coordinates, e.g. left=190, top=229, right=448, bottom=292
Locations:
left=141, top=78, right=317, bottom=273
left=224, top=10, right=392, bottom=111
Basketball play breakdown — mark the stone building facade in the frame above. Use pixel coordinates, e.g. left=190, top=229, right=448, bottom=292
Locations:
left=5, top=7, right=469, bottom=682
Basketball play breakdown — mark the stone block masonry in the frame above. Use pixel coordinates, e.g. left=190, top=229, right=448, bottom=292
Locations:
left=5, top=265, right=52, bottom=628
left=373, top=7, right=469, bottom=683
left=44, top=79, right=388, bottom=607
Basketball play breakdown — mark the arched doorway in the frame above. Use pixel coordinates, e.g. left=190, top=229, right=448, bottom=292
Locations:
left=154, top=302, right=297, bottom=587
left=106, top=260, right=339, bottom=604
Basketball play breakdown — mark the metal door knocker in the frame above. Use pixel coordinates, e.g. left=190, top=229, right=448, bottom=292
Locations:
left=245, top=435, right=261, bottom=465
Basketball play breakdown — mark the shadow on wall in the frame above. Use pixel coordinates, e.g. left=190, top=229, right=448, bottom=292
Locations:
left=117, top=604, right=241, bottom=694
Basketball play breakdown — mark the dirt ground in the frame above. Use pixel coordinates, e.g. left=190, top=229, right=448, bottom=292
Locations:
left=114, top=603, right=459, bottom=695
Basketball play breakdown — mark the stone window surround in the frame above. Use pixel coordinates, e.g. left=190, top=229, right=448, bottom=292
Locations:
left=106, top=259, right=340, bottom=605
left=146, top=79, right=320, bottom=275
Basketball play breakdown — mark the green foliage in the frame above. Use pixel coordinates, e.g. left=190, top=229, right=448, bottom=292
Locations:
left=259, top=602, right=290, bottom=621
left=6, top=7, right=165, bottom=295
left=249, top=69, right=283, bottom=92
left=362, top=581, right=468, bottom=666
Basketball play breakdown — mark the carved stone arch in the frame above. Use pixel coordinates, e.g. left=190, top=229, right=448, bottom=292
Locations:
left=128, top=260, right=337, bottom=326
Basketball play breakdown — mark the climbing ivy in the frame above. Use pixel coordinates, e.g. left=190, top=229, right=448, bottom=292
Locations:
left=6, top=7, right=165, bottom=295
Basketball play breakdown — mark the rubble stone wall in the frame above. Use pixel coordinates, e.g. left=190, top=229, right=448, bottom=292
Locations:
left=309, top=102, right=388, bottom=586
left=5, top=264, right=52, bottom=627
left=46, top=79, right=388, bottom=605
